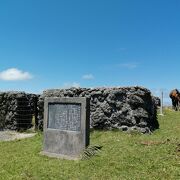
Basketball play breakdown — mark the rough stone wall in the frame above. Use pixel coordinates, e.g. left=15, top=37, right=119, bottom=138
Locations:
left=38, top=86, right=159, bottom=133
left=0, top=92, right=38, bottom=130
left=152, top=96, right=161, bottom=107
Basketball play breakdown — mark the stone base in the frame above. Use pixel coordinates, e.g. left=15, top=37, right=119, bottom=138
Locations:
left=40, top=151, right=81, bottom=160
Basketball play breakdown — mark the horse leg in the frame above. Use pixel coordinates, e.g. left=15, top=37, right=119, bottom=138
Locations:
left=172, top=99, right=176, bottom=110
left=177, top=101, right=180, bottom=111
left=175, top=99, right=178, bottom=111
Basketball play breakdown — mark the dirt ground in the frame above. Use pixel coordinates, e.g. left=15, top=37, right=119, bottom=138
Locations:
left=0, top=131, right=36, bottom=141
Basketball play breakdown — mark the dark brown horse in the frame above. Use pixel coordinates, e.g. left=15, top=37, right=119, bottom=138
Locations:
left=169, top=89, right=180, bottom=111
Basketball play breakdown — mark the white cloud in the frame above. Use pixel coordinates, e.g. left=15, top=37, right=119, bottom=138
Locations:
left=0, top=68, right=33, bottom=81
left=62, top=82, right=80, bottom=89
left=82, top=74, right=94, bottom=80
left=118, top=63, right=138, bottom=69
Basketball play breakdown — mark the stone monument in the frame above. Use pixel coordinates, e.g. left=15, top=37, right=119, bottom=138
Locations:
left=42, top=97, right=90, bottom=160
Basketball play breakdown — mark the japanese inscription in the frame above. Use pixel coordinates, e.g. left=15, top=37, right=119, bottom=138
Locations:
left=48, top=103, right=81, bottom=131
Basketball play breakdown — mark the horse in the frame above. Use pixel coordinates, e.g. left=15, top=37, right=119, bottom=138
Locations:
left=169, top=89, right=180, bottom=111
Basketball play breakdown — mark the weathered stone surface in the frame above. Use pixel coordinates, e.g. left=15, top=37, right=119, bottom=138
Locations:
left=152, top=96, right=161, bottom=107
left=42, top=97, right=90, bottom=160
left=0, top=92, right=39, bottom=130
left=0, top=87, right=159, bottom=133
left=38, top=86, right=159, bottom=133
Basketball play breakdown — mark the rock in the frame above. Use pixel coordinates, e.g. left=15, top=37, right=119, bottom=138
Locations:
left=0, top=87, right=159, bottom=134
left=0, top=92, right=39, bottom=130
left=37, top=86, right=159, bottom=133
left=119, top=125, right=129, bottom=131
left=152, top=96, right=161, bottom=107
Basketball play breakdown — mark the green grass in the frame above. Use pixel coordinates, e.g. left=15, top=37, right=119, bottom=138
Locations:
left=0, top=109, right=179, bottom=180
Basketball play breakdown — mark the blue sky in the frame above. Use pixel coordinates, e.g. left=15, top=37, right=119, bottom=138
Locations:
left=0, top=0, right=180, bottom=104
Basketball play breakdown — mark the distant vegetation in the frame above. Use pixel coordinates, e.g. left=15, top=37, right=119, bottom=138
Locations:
left=0, top=109, right=179, bottom=180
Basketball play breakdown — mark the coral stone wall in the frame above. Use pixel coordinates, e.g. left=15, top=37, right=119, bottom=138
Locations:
left=0, top=92, right=38, bottom=130
left=0, top=87, right=159, bottom=133
left=152, top=96, right=161, bottom=107
left=38, top=86, right=159, bottom=133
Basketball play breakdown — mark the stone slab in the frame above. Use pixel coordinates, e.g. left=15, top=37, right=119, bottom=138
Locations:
left=42, top=97, right=90, bottom=160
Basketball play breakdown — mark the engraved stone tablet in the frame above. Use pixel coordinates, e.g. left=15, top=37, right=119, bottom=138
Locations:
left=48, top=103, right=81, bottom=131
left=42, top=97, right=90, bottom=160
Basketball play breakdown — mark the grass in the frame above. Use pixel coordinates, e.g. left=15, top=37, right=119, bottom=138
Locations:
left=0, top=109, right=179, bottom=180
